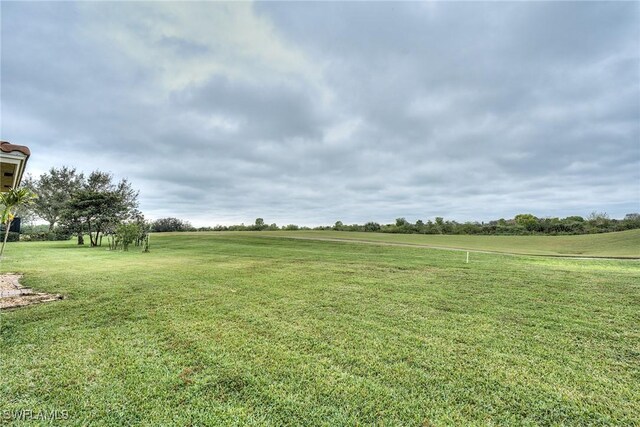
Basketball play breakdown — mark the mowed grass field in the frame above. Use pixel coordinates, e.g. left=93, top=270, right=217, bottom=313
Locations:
left=1, top=231, right=639, bottom=425
left=259, top=229, right=640, bottom=259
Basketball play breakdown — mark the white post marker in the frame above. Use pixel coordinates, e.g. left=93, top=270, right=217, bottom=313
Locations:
left=466, top=251, right=469, bottom=263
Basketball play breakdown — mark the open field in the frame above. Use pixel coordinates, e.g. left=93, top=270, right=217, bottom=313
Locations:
left=258, top=229, right=640, bottom=259
left=1, top=232, right=639, bottom=425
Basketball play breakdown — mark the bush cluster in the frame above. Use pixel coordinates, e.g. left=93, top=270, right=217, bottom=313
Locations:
left=5, top=232, right=20, bottom=242
left=20, top=229, right=72, bottom=241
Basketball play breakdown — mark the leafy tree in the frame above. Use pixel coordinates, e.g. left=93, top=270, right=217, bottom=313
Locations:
left=116, top=222, right=140, bottom=251
left=424, top=220, right=436, bottom=234
left=59, top=171, right=139, bottom=247
left=395, top=217, right=408, bottom=227
left=514, top=214, right=538, bottom=232
left=61, top=202, right=86, bottom=245
left=254, top=218, right=266, bottom=230
left=131, top=213, right=150, bottom=247
left=108, top=216, right=149, bottom=252
left=624, top=213, right=640, bottom=230
left=151, top=217, right=192, bottom=232
left=364, top=221, right=381, bottom=232
left=63, top=190, right=117, bottom=247
left=23, top=167, right=84, bottom=231
left=588, top=211, right=610, bottom=228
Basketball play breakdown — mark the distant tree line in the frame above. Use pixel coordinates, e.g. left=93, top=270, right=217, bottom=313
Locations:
left=150, top=217, right=194, bottom=232
left=13, top=168, right=640, bottom=240
left=150, top=217, right=286, bottom=232
left=320, top=213, right=640, bottom=235
left=149, top=213, right=640, bottom=236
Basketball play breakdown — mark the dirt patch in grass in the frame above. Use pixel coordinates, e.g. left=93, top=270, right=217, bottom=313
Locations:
left=0, top=273, right=63, bottom=310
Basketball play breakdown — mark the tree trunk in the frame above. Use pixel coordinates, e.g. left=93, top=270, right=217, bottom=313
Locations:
left=1, top=220, right=13, bottom=257
left=87, top=220, right=96, bottom=247
left=49, top=221, right=55, bottom=232
left=77, top=232, right=84, bottom=245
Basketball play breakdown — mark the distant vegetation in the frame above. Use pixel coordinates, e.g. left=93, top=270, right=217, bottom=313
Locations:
left=12, top=166, right=640, bottom=239
left=16, top=166, right=150, bottom=250
left=322, top=213, right=640, bottom=235
left=151, top=213, right=640, bottom=236
left=150, top=217, right=194, bottom=233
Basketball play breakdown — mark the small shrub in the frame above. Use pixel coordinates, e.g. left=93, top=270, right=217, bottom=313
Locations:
left=23, top=230, right=72, bottom=241
left=6, top=232, right=20, bottom=242
left=116, top=222, right=141, bottom=251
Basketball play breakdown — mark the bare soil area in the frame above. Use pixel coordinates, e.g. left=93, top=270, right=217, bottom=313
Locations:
left=0, top=273, right=63, bottom=310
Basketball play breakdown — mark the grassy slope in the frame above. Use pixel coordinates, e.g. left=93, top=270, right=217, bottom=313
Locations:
left=256, top=229, right=640, bottom=258
left=0, top=234, right=638, bottom=426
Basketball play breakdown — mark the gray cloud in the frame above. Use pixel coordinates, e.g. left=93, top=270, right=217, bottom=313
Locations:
left=2, top=1, right=638, bottom=226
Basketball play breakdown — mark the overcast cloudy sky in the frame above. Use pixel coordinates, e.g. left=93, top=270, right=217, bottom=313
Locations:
left=2, top=2, right=638, bottom=226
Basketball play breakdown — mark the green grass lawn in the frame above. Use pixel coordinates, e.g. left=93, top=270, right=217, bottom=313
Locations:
left=1, top=232, right=639, bottom=425
left=259, top=229, right=640, bottom=258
